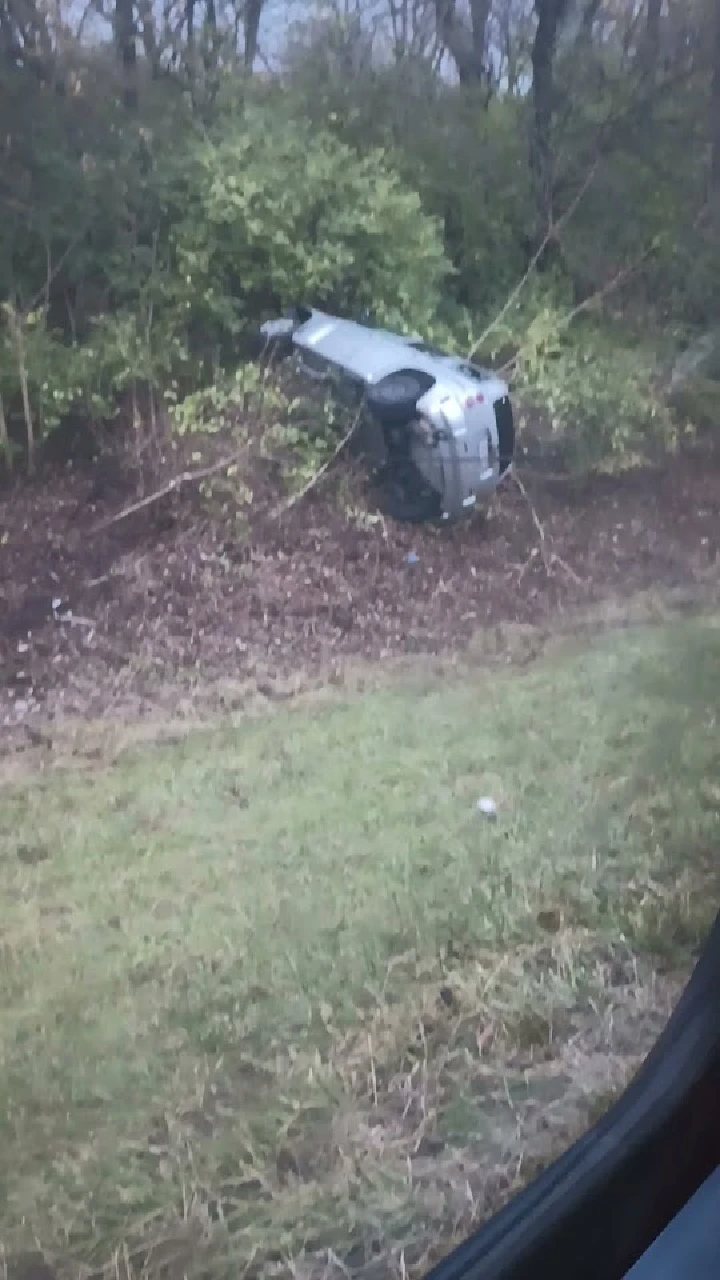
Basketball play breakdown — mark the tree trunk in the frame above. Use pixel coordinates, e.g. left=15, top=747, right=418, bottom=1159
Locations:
left=712, top=0, right=720, bottom=219
left=530, top=0, right=570, bottom=227
left=434, top=0, right=491, bottom=86
left=639, top=0, right=662, bottom=79
left=114, top=0, right=137, bottom=107
left=137, top=0, right=160, bottom=76
left=243, top=0, right=262, bottom=71
left=186, top=0, right=195, bottom=58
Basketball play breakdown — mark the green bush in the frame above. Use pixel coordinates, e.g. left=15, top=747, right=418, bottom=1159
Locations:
left=0, top=34, right=714, bottom=481
left=480, top=281, right=678, bottom=471
left=167, top=104, right=452, bottom=342
left=0, top=91, right=453, bottom=465
left=285, top=61, right=534, bottom=315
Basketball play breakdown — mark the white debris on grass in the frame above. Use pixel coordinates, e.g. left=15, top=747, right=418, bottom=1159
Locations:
left=476, top=796, right=498, bottom=819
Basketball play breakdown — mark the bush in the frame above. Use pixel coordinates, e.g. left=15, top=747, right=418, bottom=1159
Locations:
left=166, top=104, right=453, bottom=345
left=285, top=61, right=535, bottom=315
left=0, top=91, right=453, bottom=468
left=479, top=281, right=678, bottom=471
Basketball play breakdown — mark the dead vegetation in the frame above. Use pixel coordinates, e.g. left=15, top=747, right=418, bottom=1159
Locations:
left=1, top=431, right=720, bottom=743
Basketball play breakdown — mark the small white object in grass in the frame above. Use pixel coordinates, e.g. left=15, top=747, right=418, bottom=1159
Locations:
left=476, top=796, right=497, bottom=818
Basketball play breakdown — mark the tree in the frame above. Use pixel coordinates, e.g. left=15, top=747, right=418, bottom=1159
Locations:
left=434, top=0, right=492, bottom=85
left=707, top=0, right=712, bottom=220
left=530, top=0, right=571, bottom=224
left=114, top=0, right=137, bottom=105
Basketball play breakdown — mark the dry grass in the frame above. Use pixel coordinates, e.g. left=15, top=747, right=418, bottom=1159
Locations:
left=1, top=613, right=720, bottom=1280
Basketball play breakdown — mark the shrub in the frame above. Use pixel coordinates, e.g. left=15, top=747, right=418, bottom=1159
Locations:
left=167, top=105, right=453, bottom=344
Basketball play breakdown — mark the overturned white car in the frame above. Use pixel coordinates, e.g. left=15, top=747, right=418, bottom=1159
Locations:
left=259, top=306, right=515, bottom=524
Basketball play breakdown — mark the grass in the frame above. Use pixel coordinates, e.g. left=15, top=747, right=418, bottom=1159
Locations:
left=1, top=614, right=720, bottom=1280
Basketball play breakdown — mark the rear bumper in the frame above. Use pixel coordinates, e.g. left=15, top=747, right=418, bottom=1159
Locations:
left=368, top=398, right=511, bottom=521
left=438, top=463, right=502, bottom=520
left=412, top=385, right=515, bottom=521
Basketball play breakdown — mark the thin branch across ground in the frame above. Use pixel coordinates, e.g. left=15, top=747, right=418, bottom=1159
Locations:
left=270, top=403, right=365, bottom=519
left=91, top=448, right=251, bottom=533
left=511, top=470, right=584, bottom=586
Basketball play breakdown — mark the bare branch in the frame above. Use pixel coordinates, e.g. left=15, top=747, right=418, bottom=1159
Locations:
left=92, top=449, right=250, bottom=533
left=467, top=159, right=598, bottom=362
left=512, top=470, right=583, bottom=585
left=270, top=404, right=365, bottom=519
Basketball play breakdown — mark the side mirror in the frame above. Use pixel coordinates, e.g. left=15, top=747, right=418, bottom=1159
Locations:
left=259, top=317, right=296, bottom=340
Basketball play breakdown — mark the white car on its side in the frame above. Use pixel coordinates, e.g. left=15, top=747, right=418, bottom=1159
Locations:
left=260, top=305, right=515, bottom=524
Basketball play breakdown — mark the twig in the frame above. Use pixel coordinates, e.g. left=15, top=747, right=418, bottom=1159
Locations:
left=92, top=336, right=285, bottom=534
left=512, top=470, right=583, bottom=585
left=560, top=243, right=656, bottom=328
left=513, top=470, right=549, bottom=570
left=467, top=160, right=599, bottom=364
left=0, top=391, right=10, bottom=470
left=27, top=222, right=91, bottom=315
left=270, top=404, right=364, bottom=519
left=7, top=306, right=36, bottom=476
left=368, top=1033, right=378, bottom=1107
left=56, top=612, right=96, bottom=629
left=498, top=242, right=657, bottom=381
left=325, top=1249, right=352, bottom=1280
left=92, top=450, right=248, bottom=533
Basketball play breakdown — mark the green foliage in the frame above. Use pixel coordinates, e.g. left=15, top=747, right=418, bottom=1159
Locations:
left=169, top=363, right=278, bottom=437
left=286, top=66, right=534, bottom=315
left=0, top=21, right=716, bottom=481
left=395, top=92, right=534, bottom=314
left=0, top=78, right=452, bottom=471
left=482, top=282, right=678, bottom=470
left=169, top=105, right=451, bottom=336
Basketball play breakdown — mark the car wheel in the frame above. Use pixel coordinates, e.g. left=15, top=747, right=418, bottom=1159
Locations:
left=365, top=370, right=435, bottom=426
left=374, top=460, right=442, bottom=524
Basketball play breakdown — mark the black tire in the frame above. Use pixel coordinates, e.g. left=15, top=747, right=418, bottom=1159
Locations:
left=374, top=459, right=442, bottom=524
left=365, top=369, right=435, bottom=427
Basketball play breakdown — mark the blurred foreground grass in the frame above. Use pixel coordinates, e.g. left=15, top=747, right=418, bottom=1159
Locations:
left=1, top=615, right=719, bottom=1278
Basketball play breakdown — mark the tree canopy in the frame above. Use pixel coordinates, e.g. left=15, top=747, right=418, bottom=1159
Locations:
left=0, top=0, right=718, bottom=476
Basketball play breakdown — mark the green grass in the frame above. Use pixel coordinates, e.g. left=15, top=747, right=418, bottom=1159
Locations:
left=2, top=616, right=720, bottom=1278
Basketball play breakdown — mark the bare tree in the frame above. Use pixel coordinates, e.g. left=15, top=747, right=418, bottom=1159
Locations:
left=434, top=0, right=492, bottom=85
left=490, top=0, right=534, bottom=94
left=386, top=0, right=439, bottom=62
left=0, top=0, right=54, bottom=72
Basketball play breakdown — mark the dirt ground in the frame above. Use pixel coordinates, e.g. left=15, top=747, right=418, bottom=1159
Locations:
left=2, top=438, right=720, bottom=742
